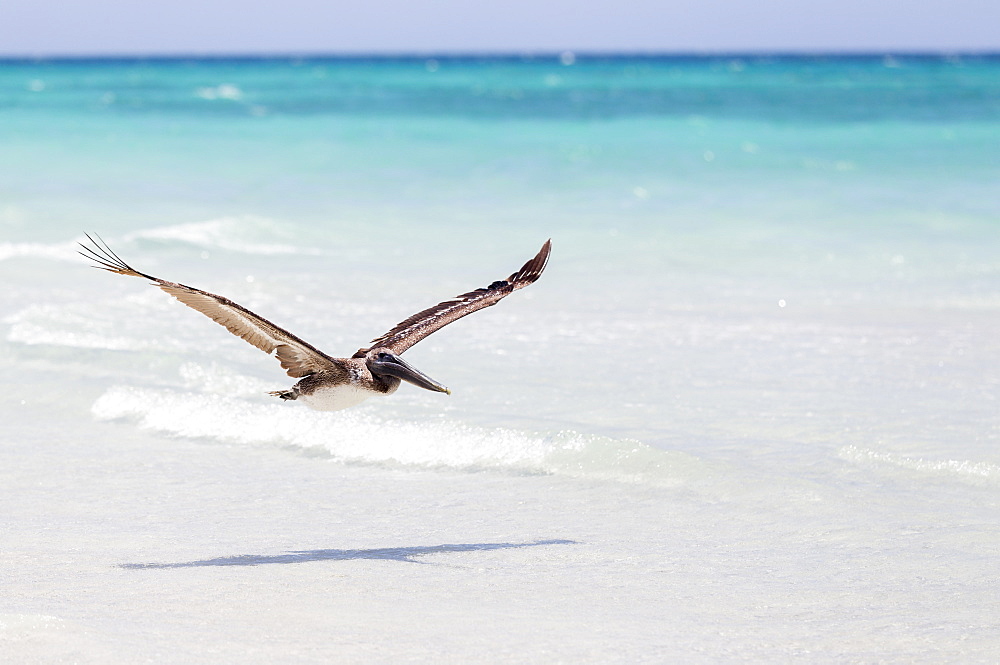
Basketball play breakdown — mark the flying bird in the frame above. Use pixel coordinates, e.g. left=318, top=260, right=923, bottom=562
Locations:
left=79, top=235, right=551, bottom=411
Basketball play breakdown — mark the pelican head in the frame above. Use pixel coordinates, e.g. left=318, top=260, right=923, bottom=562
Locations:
left=365, top=348, right=451, bottom=394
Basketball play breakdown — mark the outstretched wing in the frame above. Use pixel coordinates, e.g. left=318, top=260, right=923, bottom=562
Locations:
left=355, top=239, right=551, bottom=357
left=79, top=234, right=344, bottom=379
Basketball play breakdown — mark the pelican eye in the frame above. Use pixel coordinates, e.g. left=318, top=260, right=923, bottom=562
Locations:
left=377, top=352, right=391, bottom=361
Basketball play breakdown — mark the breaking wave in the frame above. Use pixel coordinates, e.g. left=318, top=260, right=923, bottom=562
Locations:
left=91, top=385, right=706, bottom=486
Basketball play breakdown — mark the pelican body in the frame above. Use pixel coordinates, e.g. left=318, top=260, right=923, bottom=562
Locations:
left=80, top=236, right=551, bottom=411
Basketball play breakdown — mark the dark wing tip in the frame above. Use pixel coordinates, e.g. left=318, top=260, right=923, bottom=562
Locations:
left=78, top=232, right=126, bottom=271
left=507, top=238, right=552, bottom=287
left=78, top=232, right=151, bottom=279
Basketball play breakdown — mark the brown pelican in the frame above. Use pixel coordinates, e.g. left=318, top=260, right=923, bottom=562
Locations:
left=79, top=235, right=551, bottom=411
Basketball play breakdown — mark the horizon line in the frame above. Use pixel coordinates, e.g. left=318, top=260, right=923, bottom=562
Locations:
left=2, top=49, right=999, bottom=62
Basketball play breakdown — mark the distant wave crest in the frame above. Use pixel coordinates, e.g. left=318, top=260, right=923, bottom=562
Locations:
left=0, top=241, right=80, bottom=263
left=0, top=218, right=321, bottom=266
left=5, top=302, right=154, bottom=350
left=125, top=216, right=324, bottom=255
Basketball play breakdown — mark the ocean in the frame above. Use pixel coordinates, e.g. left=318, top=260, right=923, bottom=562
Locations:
left=1, top=54, right=999, bottom=662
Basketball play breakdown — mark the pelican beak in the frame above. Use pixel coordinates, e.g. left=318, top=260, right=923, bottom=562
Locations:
left=370, top=352, right=451, bottom=394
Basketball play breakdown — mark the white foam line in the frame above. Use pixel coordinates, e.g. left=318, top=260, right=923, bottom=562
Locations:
left=840, top=444, right=1000, bottom=480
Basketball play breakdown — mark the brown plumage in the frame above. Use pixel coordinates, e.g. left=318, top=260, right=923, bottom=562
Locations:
left=354, top=238, right=551, bottom=356
left=78, top=234, right=551, bottom=411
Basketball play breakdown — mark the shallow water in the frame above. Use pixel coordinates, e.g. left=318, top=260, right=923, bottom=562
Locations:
left=2, top=54, right=999, bottom=661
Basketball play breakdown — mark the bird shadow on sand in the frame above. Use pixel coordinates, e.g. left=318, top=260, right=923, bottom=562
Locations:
left=119, top=539, right=577, bottom=569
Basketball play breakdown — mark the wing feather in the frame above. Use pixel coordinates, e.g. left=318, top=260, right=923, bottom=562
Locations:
left=79, top=234, right=343, bottom=379
left=355, top=239, right=551, bottom=357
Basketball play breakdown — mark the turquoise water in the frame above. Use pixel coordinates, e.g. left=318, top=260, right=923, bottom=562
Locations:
left=4, top=55, right=998, bottom=445
left=3, top=52, right=999, bottom=458
left=3, top=55, right=998, bottom=236
left=2, top=55, right=1000, bottom=660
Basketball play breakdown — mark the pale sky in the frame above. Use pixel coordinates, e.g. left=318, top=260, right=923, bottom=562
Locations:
left=1, top=0, right=997, bottom=56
